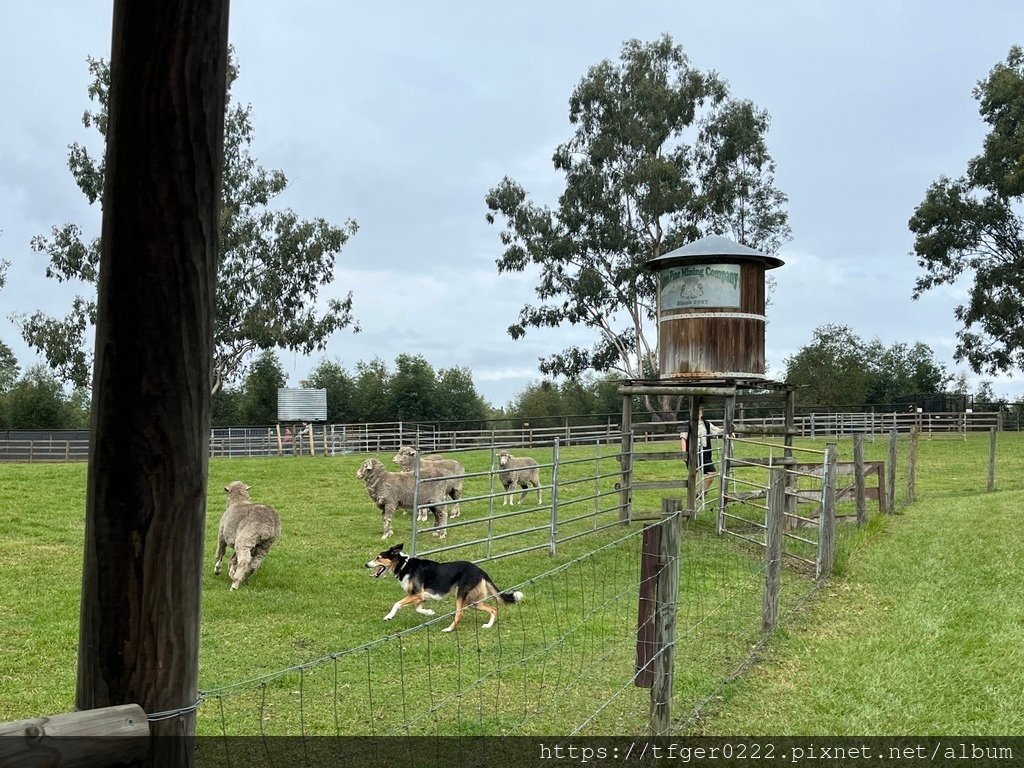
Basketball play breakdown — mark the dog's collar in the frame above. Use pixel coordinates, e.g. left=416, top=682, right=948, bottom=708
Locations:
left=393, top=552, right=411, bottom=578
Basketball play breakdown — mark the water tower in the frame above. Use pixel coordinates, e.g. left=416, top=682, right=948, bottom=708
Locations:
left=646, top=234, right=784, bottom=380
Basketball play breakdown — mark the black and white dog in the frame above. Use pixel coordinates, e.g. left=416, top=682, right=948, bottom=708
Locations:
left=365, top=543, right=523, bottom=632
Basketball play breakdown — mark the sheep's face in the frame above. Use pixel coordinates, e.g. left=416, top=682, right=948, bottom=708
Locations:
left=498, top=452, right=511, bottom=468
left=392, top=446, right=417, bottom=466
left=225, top=481, right=251, bottom=501
left=365, top=543, right=404, bottom=578
left=357, top=459, right=380, bottom=480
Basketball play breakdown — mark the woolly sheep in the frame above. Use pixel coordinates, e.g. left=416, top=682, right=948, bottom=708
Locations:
left=497, top=451, right=542, bottom=506
left=215, top=481, right=282, bottom=591
left=356, top=458, right=450, bottom=540
left=392, top=445, right=464, bottom=519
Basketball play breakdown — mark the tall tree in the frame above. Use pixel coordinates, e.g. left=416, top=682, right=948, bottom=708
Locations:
left=352, top=358, right=392, bottom=424
left=784, top=325, right=874, bottom=406
left=3, top=365, right=73, bottom=429
left=389, top=353, right=438, bottom=422
left=509, top=380, right=564, bottom=423
left=909, top=45, right=1024, bottom=376
left=486, top=34, right=789, bottom=390
left=302, top=358, right=356, bottom=423
left=865, top=341, right=949, bottom=405
left=19, top=52, right=358, bottom=394
left=436, top=366, right=489, bottom=426
left=786, top=326, right=950, bottom=407
left=239, top=350, right=286, bottom=425
left=0, top=258, right=15, bottom=393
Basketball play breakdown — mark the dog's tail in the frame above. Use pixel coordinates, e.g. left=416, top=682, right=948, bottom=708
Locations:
left=489, top=581, right=524, bottom=604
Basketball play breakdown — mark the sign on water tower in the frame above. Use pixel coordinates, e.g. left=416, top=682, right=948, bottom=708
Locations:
left=277, top=388, right=327, bottom=422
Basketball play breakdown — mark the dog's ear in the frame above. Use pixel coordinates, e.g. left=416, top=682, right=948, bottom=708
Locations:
left=393, top=543, right=404, bottom=553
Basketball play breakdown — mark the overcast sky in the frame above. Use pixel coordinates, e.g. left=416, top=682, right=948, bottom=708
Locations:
left=3, top=2, right=1023, bottom=408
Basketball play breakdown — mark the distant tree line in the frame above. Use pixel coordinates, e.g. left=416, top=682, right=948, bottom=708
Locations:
left=782, top=324, right=1019, bottom=413
left=0, top=335, right=1019, bottom=431
left=209, top=351, right=491, bottom=428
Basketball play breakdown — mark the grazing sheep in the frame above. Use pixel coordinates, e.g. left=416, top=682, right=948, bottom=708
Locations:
left=392, top=445, right=464, bottom=519
left=214, top=481, right=282, bottom=591
left=357, top=458, right=449, bottom=540
left=497, top=451, right=542, bottom=506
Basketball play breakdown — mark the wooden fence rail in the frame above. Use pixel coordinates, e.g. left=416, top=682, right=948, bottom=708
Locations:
left=0, top=704, right=149, bottom=767
left=0, top=411, right=1003, bottom=463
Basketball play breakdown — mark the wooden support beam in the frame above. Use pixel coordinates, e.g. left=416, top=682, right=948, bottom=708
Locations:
left=617, top=385, right=736, bottom=397
left=0, top=705, right=149, bottom=768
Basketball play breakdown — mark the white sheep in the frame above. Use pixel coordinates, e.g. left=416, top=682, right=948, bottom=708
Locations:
left=392, top=445, right=464, bottom=519
left=497, top=450, right=542, bottom=506
left=356, top=458, right=450, bottom=540
left=214, top=481, right=282, bottom=590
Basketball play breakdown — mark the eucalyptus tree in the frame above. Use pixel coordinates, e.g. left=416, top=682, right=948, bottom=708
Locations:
left=19, top=53, right=358, bottom=394
left=486, top=34, right=789, bottom=401
left=910, top=45, right=1024, bottom=376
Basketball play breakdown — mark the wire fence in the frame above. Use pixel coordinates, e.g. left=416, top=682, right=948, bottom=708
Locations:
left=6, top=425, right=1016, bottom=764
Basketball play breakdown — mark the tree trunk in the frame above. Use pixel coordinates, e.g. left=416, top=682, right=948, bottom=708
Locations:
left=76, top=2, right=229, bottom=767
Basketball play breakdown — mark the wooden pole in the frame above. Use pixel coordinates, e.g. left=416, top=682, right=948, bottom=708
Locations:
left=763, top=466, right=785, bottom=633
left=549, top=438, right=560, bottom=556
left=907, top=426, right=919, bottom=503
left=634, top=523, right=661, bottom=689
left=76, top=3, right=228, bottom=767
left=784, top=389, right=797, bottom=530
left=817, top=444, right=837, bottom=580
left=988, top=427, right=997, bottom=492
left=620, top=394, right=633, bottom=524
left=853, top=433, right=867, bottom=527
left=719, top=394, right=736, bottom=535
left=886, top=428, right=897, bottom=513
left=687, top=396, right=699, bottom=514
left=648, top=509, right=681, bottom=737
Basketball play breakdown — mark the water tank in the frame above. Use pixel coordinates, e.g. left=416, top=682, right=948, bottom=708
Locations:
left=647, top=234, right=784, bottom=379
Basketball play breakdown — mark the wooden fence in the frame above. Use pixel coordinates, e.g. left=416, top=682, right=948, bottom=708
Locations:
left=0, top=411, right=1001, bottom=463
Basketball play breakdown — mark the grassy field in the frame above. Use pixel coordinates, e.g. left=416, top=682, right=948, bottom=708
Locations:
left=0, top=430, right=1020, bottom=735
left=689, top=430, right=1024, bottom=735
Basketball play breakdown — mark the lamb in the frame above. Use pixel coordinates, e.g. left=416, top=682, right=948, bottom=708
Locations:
left=357, top=458, right=449, bottom=540
left=497, top=450, right=542, bottom=506
left=214, top=481, right=282, bottom=591
left=392, top=445, right=464, bottom=519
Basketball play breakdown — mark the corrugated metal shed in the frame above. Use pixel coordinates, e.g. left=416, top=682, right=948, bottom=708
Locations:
left=277, top=388, right=327, bottom=421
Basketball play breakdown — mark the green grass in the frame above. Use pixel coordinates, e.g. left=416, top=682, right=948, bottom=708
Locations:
left=688, top=431, right=1024, bottom=735
left=1, top=431, right=1021, bottom=735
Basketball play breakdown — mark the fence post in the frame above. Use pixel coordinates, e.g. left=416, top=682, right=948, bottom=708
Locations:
left=817, top=444, right=837, bottom=580
left=648, top=509, right=681, bottom=738
left=549, top=439, right=560, bottom=557
left=907, top=426, right=919, bottom=503
left=886, top=429, right=897, bottom=513
left=854, top=433, right=867, bottom=526
left=620, top=395, right=633, bottom=524
left=717, top=434, right=731, bottom=536
left=410, top=454, right=420, bottom=556
left=763, top=466, right=785, bottom=634
left=634, top=523, right=661, bottom=689
left=719, top=395, right=736, bottom=535
left=988, top=427, right=997, bottom=492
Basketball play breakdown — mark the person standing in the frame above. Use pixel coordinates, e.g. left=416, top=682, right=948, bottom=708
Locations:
left=697, top=405, right=724, bottom=491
